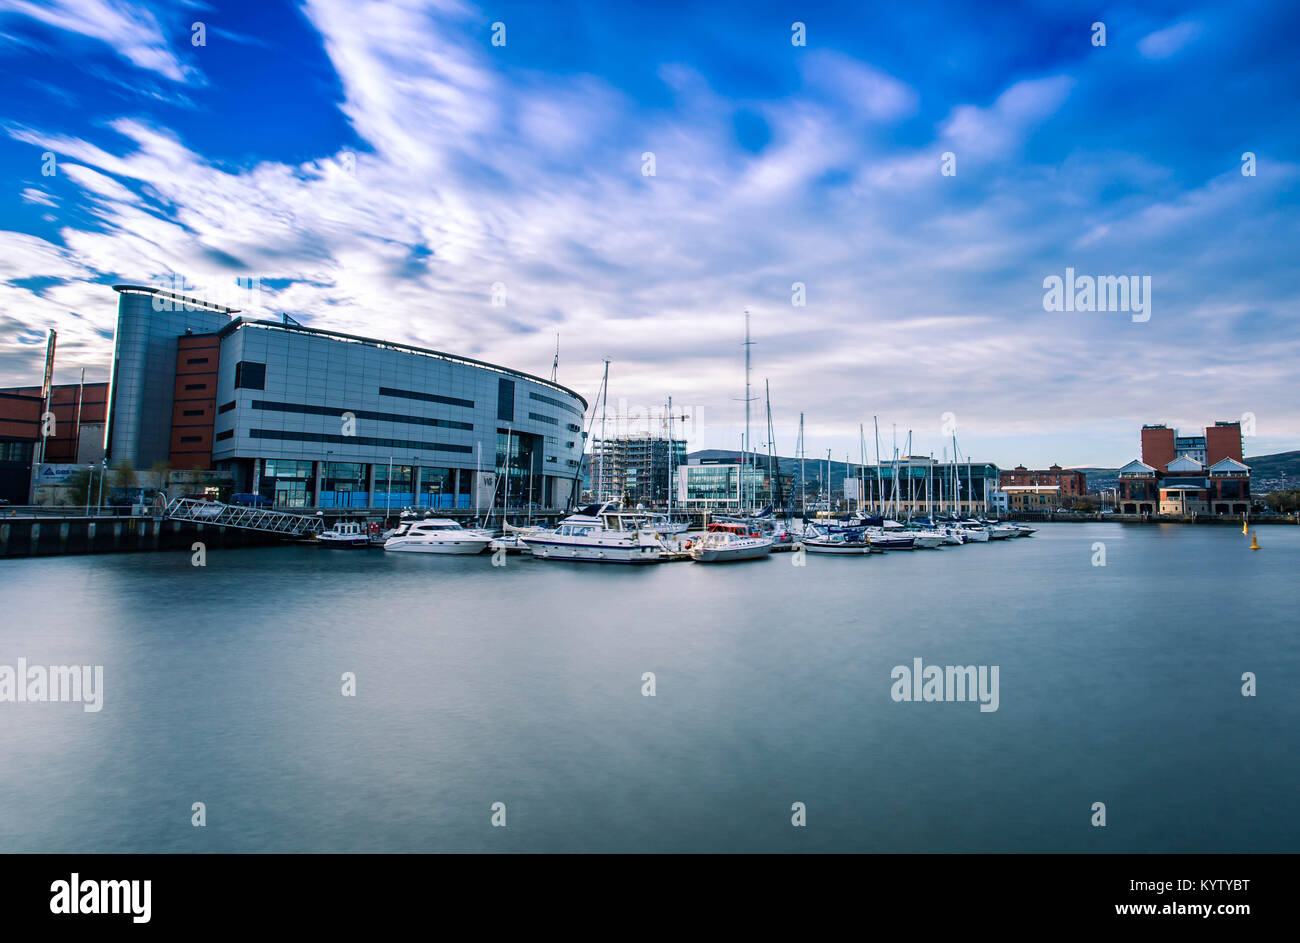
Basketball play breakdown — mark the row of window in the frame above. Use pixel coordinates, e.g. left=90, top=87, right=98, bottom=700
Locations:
left=529, top=390, right=584, bottom=417
left=247, top=428, right=474, bottom=453
left=249, top=400, right=473, bottom=431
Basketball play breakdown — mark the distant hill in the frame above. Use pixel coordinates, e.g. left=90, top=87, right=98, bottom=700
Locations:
left=1243, top=450, right=1300, bottom=478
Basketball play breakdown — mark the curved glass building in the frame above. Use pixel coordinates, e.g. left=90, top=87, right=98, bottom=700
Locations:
left=106, top=285, right=587, bottom=509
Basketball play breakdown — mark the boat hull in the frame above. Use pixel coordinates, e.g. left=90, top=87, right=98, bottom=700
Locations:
left=384, top=538, right=491, bottom=554
left=522, top=538, right=661, bottom=563
left=690, top=540, right=773, bottom=562
left=868, top=536, right=915, bottom=551
left=803, top=540, right=877, bottom=554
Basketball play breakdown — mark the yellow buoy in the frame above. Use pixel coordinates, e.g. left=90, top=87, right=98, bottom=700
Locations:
left=1250, top=531, right=1260, bottom=550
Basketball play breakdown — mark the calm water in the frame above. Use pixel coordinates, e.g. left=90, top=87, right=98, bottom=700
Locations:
left=1, top=523, right=1296, bottom=853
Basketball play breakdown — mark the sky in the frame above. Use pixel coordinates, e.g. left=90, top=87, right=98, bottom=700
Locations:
left=0, top=0, right=1297, bottom=467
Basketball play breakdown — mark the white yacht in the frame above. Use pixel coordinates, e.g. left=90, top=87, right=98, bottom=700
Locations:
left=956, top=524, right=989, bottom=542
left=383, top=518, right=494, bottom=554
left=643, top=513, right=689, bottom=536
left=520, top=502, right=662, bottom=564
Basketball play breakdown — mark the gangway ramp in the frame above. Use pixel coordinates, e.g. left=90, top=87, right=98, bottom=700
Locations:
left=164, top=498, right=325, bottom=537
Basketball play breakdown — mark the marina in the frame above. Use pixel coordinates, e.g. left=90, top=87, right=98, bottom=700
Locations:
left=2, top=521, right=1295, bottom=854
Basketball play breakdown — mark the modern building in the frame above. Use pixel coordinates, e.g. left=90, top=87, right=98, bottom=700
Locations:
left=675, top=458, right=784, bottom=511
left=590, top=434, right=687, bottom=506
left=844, top=457, right=1001, bottom=515
left=1121, top=421, right=1249, bottom=515
left=9, top=284, right=588, bottom=510
left=999, top=464, right=1087, bottom=498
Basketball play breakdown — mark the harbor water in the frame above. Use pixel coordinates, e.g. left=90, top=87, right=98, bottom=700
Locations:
left=0, top=523, right=1296, bottom=852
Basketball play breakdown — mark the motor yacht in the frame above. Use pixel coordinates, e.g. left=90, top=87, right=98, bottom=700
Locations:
left=383, top=518, right=494, bottom=554
left=520, top=502, right=662, bottom=563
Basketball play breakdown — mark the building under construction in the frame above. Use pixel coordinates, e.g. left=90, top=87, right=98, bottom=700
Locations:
left=591, top=434, right=687, bottom=506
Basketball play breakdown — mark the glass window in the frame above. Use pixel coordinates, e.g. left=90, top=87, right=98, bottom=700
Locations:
left=235, top=361, right=266, bottom=390
left=497, top=378, right=515, bottom=421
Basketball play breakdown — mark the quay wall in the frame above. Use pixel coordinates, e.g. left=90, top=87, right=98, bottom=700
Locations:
left=0, top=516, right=283, bottom=559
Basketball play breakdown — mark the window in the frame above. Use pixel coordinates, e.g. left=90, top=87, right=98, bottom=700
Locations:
left=180, top=435, right=202, bottom=443
left=249, top=400, right=471, bottom=431
left=234, top=361, right=266, bottom=390
left=218, top=401, right=236, bottom=414
left=186, top=357, right=210, bottom=365
left=184, top=383, right=207, bottom=391
left=529, top=412, right=558, bottom=425
left=497, top=378, right=515, bottom=421
left=215, top=429, right=233, bottom=441
left=249, top=429, right=472, bottom=453
left=379, top=386, right=473, bottom=409
left=182, top=409, right=204, bottom=417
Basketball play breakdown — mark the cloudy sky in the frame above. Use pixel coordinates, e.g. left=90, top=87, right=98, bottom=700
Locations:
left=1, top=0, right=1297, bottom=466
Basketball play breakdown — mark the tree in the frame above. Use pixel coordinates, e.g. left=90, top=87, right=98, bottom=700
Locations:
left=112, top=459, right=139, bottom=493
left=1264, top=490, right=1300, bottom=513
left=61, top=468, right=92, bottom=508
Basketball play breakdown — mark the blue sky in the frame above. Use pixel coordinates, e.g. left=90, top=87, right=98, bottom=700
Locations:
left=1, top=0, right=1297, bottom=466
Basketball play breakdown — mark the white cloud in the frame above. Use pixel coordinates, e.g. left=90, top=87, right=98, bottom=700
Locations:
left=0, top=0, right=195, bottom=82
left=0, top=2, right=1296, bottom=463
left=1138, top=22, right=1203, bottom=60
left=20, top=187, right=57, bottom=206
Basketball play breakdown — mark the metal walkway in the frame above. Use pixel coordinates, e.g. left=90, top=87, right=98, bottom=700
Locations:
left=164, top=498, right=324, bottom=536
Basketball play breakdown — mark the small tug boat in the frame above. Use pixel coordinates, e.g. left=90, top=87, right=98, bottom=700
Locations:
left=316, top=520, right=370, bottom=548
left=688, top=522, right=773, bottom=563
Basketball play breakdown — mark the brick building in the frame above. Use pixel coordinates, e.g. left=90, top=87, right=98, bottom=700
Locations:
left=1120, top=421, right=1249, bottom=515
left=999, top=463, right=1087, bottom=498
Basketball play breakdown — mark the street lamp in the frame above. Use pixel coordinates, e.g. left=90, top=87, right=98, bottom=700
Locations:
left=95, top=458, right=107, bottom=513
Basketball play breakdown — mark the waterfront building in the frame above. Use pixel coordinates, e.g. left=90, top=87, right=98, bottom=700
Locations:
left=844, top=457, right=1001, bottom=516
left=4, top=285, right=588, bottom=510
left=1140, top=421, right=1243, bottom=472
left=591, top=434, right=687, bottom=506
left=999, top=464, right=1086, bottom=498
left=1001, top=485, right=1061, bottom=511
left=675, top=458, right=781, bottom=511
left=0, top=381, right=109, bottom=504
left=1121, top=421, right=1249, bottom=515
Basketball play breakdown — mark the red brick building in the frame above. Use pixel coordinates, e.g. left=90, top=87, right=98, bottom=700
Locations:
left=0, top=381, right=109, bottom=503
left=1122, top=420, right=1249, bottom=515
left=999, top=464, right=1087, bottom=497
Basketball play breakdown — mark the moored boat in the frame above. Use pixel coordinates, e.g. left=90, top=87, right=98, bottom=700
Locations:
left=316, top=521, right=370, bottom=548
left=521, top=502, right=662, bottom=564
left=688, top=524, right=773, bottom=563
left=383, top=518, right=493, bottom=554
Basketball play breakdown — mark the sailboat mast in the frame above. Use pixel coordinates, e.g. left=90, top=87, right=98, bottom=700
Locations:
left=743, top=310, right=753, bottom=512
left=666, top=395, right=674, bottom=522
left=873, top=416, right=883, bottom=516
left=765, top=379, right=776, bottom=510
left=798, top=413, right=806, bottom=518
left=825, top=450, right=831, bottom=512
left=597, top=359, right=610, bottom=502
